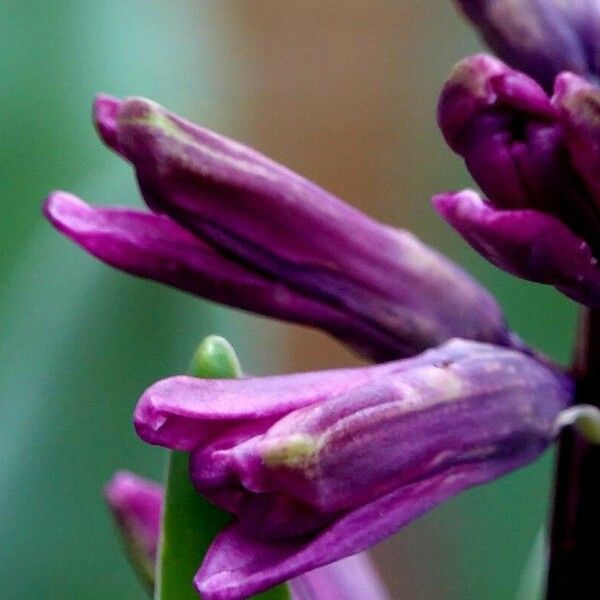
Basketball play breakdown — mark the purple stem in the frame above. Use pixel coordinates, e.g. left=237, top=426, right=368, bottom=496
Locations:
left=547, top=309, right=600, bottom=598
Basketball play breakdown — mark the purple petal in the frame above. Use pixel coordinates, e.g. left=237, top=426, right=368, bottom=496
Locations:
left=94, top=94, right=123, bottom=155
left=554, top=72, right=600, bottom=207
left=454, top=0, right=600, bottom=91
left=433, top=190, right=600, bottom=305
left=194, top=458, right=542, bottom=600
left=187, top=340, right=569, bottom=530
left=86, top=95, right=512, bottom=359
left=437, top=54, right=580, bottom=220
left=438, top=54, right=554, bottom=154
left=135, top=359, right=403, bottom=451
left=104, top=471, right=163, bottom=588
left=134, top=340, right=508, bottom=451
left=105, top=472, right=388, bottom=600
left=133, top=339, right=571, bottom=599
left=289, top=553, right=390, bottom=600
left=44, top=192, right=402, bottom=358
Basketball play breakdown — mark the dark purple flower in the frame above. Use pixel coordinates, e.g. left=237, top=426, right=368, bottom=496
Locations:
left=454, top=0, right=600, bottom=91
left=104, top=471, right=390, bottom=600
left=105, top=471, right=163, bottom=591
left=44, top=95, right=512, bottom=362
left=134, top=339, right=572, bottom=600
left=435, top=53, right=600, bottom=305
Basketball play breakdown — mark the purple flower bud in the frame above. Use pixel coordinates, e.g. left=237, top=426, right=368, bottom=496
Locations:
left=134, top=339, right=572, bottom=599
left=436, top=54, right=600, bottom=305
left=454, top=0, right=600, bottom=91
left=104, top=471, right=163, bottom=591
left=44, top=95, right=512, bottom=362
left=433, top=191, right=600, bottom=305
left=104, top=471, right=389, bottom=600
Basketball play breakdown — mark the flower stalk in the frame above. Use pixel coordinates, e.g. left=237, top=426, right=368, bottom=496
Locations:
left=547, top=309, right=600, bottom=598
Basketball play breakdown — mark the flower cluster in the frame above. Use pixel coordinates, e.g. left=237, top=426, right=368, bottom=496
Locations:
left=437, top=2, right=600, bottom=306
left=435, top=54, right=600, bottom=305
left=43, top=2, right=600, bottom=598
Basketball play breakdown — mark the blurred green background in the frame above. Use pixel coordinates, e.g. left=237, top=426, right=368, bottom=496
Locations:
left=1, top=2, right=577, bottom=599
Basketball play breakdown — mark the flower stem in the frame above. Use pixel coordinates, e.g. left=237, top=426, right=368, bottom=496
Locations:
left=546, top=309, right=600, bottom=598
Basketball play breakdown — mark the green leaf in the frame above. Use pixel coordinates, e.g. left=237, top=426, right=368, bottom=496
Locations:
left=156, top=336, right=290, bottom=600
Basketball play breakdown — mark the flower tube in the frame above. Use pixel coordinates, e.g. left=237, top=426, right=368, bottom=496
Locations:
left=44, top=95, right=512, bottom=361
left=134, top=339, right=572, bottom=600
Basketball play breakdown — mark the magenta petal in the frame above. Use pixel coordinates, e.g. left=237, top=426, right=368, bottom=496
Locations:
left=94, top=94, right=124, bottom=155
left=83, top=95, right=514, bottom=360
left=438, top=54, right=554, bottom=152
left=135, top=339, right=571, bottom=600
left=454, top=0, right=600, bottom=91
left=554, top=72, right=600, bottom=206
left=104, top=471, right=163, bottom=570
left=195, top=458, right=534, bottom=600
left=433, top=190, right=600, bottom=305
left=135, top=340, right=507, bottom=451
left=43, top=192, right=390, bottom=350
left=134, top=360, right=401, bottom=451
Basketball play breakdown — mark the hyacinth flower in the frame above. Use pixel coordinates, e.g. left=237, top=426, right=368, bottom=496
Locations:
left=453, top=0, right=600, bottom=92
left=134, top=339, right=572, bottom=600
left=434, top=53, right=600, bottom=306
left=105, top=471, right=390, bottom=600
left=43, top=95, right=515, bottom=362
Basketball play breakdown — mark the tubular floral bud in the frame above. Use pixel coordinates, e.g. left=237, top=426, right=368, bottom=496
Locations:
left=454, top=0, right=600, bottom=91
left=44, top=95, right=512, bottom=362
left=104, top=471, right=163, bottom=592
left=104, top=471, right=389, bottom=600
left=134, top=339, right=572, bottom=600
left=435, top=54, right=600, bottom=305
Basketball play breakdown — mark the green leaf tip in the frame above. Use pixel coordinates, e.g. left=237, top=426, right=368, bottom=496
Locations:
left=156, top=334, right=289, bottom=600
left=189, top=335, right=242, bottom=380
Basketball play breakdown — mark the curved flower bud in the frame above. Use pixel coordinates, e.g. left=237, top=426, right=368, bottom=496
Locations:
left=44, top=95, right=511, bottom=361
left=104, top=471, right=389, bottom=600
left=134, top=339, right=572, bottom=599
left=436, top=54, right=600, bottom=305
left=433, top=191, right=600, bottom=305
left=454, top=0, right=600, bottom=91
left=104, top=471, right=163, bottom=591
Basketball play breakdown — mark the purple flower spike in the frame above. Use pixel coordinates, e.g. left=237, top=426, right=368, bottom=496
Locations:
left=105, top=471, right=390, bottom=600
left=134, top=339, right=572, bottom=600
left=44, top=95, right=512, bottom=361
left=104, top=471, right=163, bottom=590
left=436, top=54, right=600, bottom=305
left=454, top=0, right=600, bottom=91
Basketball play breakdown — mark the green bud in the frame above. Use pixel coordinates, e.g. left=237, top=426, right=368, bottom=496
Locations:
left=189, top=335, right=242, bottom=380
